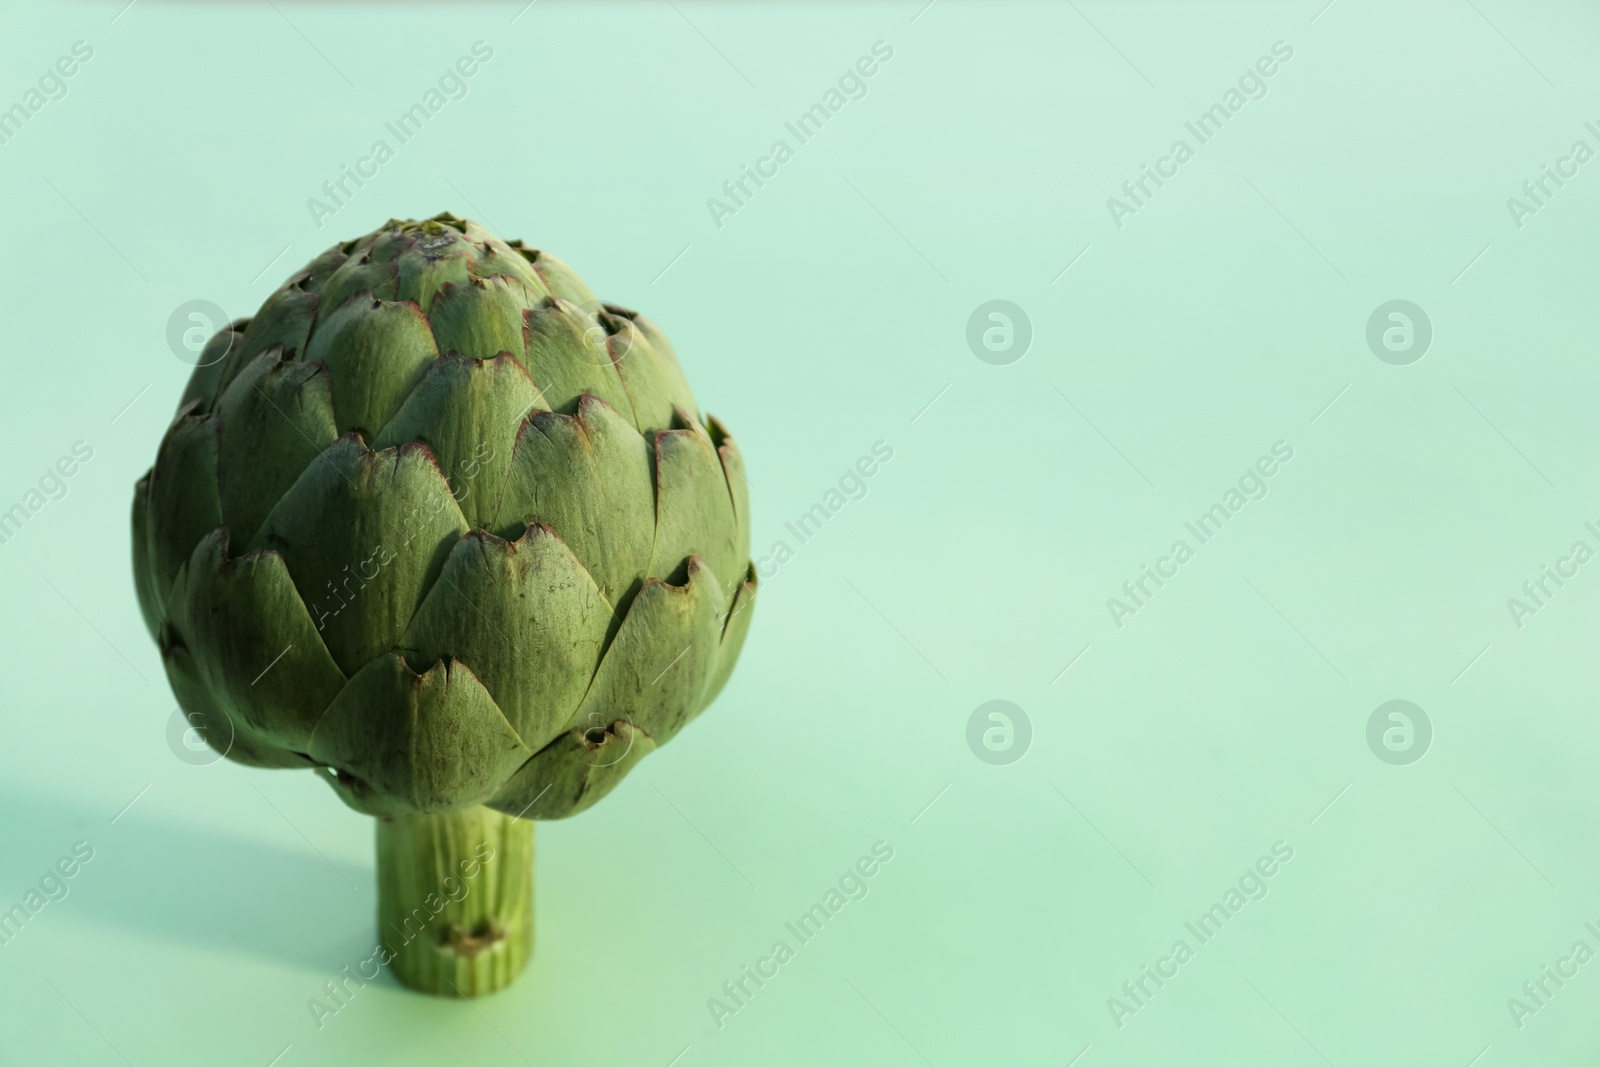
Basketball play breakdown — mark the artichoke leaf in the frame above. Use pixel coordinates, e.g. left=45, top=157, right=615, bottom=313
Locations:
left=470, top=237, right=551, bottom=295
left=178, top=325, right=247, bottom=416
left=310, top=654, right=532, bottom=814
left=163, top=642, right=306, bottom=769
left=145, top=408, right=221, bottom=604
left=236, top=286, right=319, bottom=366
left=401, top=525, right=611, bottom=750
left=520, top=248, right=595, bottom=308
left=215, top=349, right=340, bottom=547
left=130, top=471, right=162, bottom=638
left=180, top=528, right=348, bottom=752
left=565, top=557, right=724, bottom=745
left=519, top=298, right=632, bottom=418
left=373, top=353, right=538, bottom=531
left=605, top=310, right=697, bottom=433
left=486, top=720, right=656, bottom=820
left=648, top=425, right=741, bottom=604
left=314, top=257, right=399, bottom=326
left=428, top=274, right=540, bottom=363
left=248, top=436, right=468, bottom=676
left=700, top=563, right=757, bottom=712
left=298, top=245, right=349, bottom=290
left=303, top=297, right=440, bottom=436
left=394, top=240, right=475, bottom=313
left=707, top=414, right=750, bottom=561
left=493, top=394, right=653, bottom=607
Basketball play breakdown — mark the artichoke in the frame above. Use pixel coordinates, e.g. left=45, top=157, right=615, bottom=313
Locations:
left=131, top=213, right=755, bottom=995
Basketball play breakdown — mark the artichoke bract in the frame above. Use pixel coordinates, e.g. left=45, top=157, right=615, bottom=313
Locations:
left=131, top=213, right=755, bottom=996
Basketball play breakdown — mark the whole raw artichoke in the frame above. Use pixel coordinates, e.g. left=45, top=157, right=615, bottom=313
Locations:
left=134, top=214, right=752, bottom=859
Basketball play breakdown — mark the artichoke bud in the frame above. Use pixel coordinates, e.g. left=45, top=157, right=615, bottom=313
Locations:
left=133, top=213, right=756, bottom=819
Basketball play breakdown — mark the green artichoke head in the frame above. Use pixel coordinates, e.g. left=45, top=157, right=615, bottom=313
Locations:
left=132, top=213, right=755, bottom=819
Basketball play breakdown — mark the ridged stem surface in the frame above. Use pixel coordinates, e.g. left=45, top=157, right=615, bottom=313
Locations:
left=376, top=806, right=533, bottom=996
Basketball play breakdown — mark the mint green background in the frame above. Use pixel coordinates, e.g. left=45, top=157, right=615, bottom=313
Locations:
left=2, top=2, right=1598, bottom=1064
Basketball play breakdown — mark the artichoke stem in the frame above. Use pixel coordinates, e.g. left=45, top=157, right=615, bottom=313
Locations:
left=375, top=806, right=534, bottom=997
